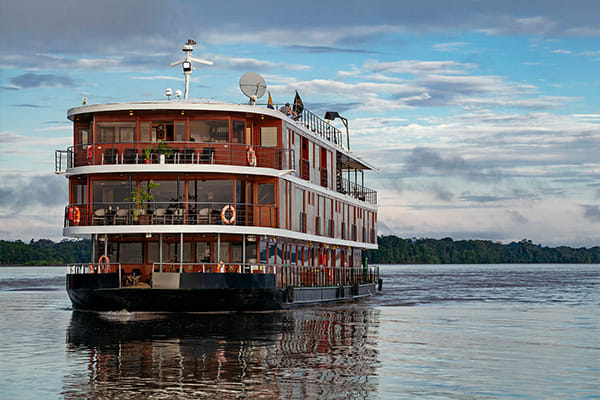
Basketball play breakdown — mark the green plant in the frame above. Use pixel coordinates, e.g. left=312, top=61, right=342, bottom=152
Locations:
left=126, top=180, right=159, bottom=218
left=143, top=146, right=152, bottom=160
left=157, top=141, right=173, bottom=157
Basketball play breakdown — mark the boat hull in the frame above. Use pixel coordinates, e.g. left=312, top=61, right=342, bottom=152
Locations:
left=66, top=272, right=378, bottom=312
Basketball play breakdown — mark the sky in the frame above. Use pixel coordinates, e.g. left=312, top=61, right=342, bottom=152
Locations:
left=0, top=0, right=599, bottom=247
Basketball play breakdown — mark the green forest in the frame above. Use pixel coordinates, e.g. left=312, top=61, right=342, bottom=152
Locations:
left=1, top=236, right=599, bottom=265
left=0, top=239, right=92, bottom=265
left=366, top=236, right=600, bottom=264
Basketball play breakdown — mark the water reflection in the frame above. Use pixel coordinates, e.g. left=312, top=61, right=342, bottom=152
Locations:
left=64, top=306, right=380, bottom=399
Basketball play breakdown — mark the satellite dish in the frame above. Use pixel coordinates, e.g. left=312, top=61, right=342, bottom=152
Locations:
left=240, top=72, right=267, bottom=100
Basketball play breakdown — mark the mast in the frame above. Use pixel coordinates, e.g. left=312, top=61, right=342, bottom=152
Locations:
left=170, top=39, right=213, bottom=100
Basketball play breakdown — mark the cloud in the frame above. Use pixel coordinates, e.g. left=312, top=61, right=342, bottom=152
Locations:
left=8, top=73, right=78, bottom=89
left=10, top=104, right=49, bottom=108
left=582, top=205, right=600, bottom=222
left=364, top=60, right=477, bottom=75
left=0, top=175, right=67, bottom=213
left=432, top=42, right=469, bottom=52
left=286, top=45, right=376, bottom=54
left=552, top=49, right=572, bottom=54
left=507, top=210, right=529, bottom=224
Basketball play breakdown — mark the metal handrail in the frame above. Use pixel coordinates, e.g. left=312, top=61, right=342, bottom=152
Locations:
left=63, top=141, right=294, bottom=171
left=153, top=262, right=379, bottom=289
left=338, top=176, right=377, bottom=204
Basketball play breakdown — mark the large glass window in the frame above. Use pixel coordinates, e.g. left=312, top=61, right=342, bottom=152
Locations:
left=73, top=183, right=87, bottom=204
left=259, top=240, right=267, bottom=263
left=97, top=122, right=136, bottom=143
left=175, top=121, right=185, bottom=141
left=77, top=128, right=89, bottom=145
left=246, top=235, right=257, bottom=264
left=168, top=242, right=191, bottom=262
left=260, top=127, right=277, bottom=147
left=189, top=180, right=233, bottom=203
left=147, top=242, right=168, bottom=264
left=190, top=120, right=229, bottom=142
left=144, top=180, right=184, bottom=207
left=219, top=241, right=229, bottom=262
left=196, top=242, right=211, bottom=263
left=257, top=183, right=275, bottom=204
left=268, top=243, right=276, bottom=264
left=93, top=180, right=131, bottom=203
left=232, top=120, right=244, bottom=144
left=120, top=243, right=143, bottom=263
left=232, top=242, right=243, bottom=263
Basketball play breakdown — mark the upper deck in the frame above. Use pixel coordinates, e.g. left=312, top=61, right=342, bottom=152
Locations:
left=57, top=100, right=377, bottom=205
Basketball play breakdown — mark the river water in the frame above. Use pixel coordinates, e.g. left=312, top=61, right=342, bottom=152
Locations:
left=0, top=264, right=598, bottom=399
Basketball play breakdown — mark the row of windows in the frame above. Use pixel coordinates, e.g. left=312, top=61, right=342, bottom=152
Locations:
left=77, top=120, right=279, bottom=147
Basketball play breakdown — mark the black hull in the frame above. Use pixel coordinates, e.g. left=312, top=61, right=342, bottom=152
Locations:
left=66, top=272, right=379, bottom=312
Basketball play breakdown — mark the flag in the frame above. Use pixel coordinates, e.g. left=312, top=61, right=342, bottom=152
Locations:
left=267, top=91, right=274, bottom=109
left=292, top=90, right=304, bottom=116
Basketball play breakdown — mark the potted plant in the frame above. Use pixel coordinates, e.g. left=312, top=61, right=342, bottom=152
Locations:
left=143, top=146, right=152, bottom=164
left=157, top=141, right=174, bottom=163
left=126, top=180, right=159, bottom=223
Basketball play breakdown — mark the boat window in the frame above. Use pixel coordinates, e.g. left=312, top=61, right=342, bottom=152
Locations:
left=147, top=242, right=168, bottom=263
left=290, top=245, right=297, bottom=265
left=190, top=180, right=234, bottom=203
left=93, top=180, right=131, bottom=203
left=73, top=183, right=87, bottom=204
left=268, top=243, right=276, bottom=264
left=195, top=242, right=211, bottom=263
left=168, top=242, right=192, bottom=263
left=140, top=122, right=151, bottom=142
left=152, top=122, right=174, bottom=141
left=119, top=242, right=143, bottom=263
left=190, top=120, right=229, bottom=142
left=175, top=121, right=185, bottom=142
left=144, top=180, right=184, bottom=206
left=232, top=120, right=244, bottom=144
left=260, top=127, right=278, bottom=147
left=246, top=236, right=257, bottom=264
left=97, top=122, right=136, bottom=143
left=232, top=242, right=243, bottom=263
left=77, top=128, right=89, bottom=145
left=257, top=183, right=275, bottom=204
left=259, top=240, right=267, bottom=263
left=219, top=241, right=229, bottom=262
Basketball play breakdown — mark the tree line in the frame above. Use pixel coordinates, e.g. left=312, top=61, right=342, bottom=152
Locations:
left=0, top=239, right=92, bottom=265
left=366, top=236, right=600, bottom=264
left=1, top=236, right=599, bottom=265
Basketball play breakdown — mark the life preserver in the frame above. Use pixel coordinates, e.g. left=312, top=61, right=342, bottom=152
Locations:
left=246, top=147, right=257, bottom=167
left=86, top=145, right=93, bottom=164
left=89, top=264, right=94, bottom=274
left=221, top=205, right=236, bottom=225
left=218, top=260, right=225, bottom=273
left=67, top=206, right=81, bottom=226
left=98, top=255, right=109, bottom=273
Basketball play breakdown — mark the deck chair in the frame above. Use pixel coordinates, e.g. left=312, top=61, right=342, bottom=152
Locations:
left=153, top=208, right=168, bottom=224
left=103, top=149, right=118, bottom=164
left=114, top=208, right=129, bottom=224
left=181, top=148, right=194, bottom=163
left=123, top=148, right=138, bottom=164
left=200, top=147, right=215, bottom=164
left=92, top=209, right=106, bottom=225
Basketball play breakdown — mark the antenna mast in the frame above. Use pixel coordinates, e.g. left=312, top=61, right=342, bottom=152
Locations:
left=170, top=40, right=213, bottom=100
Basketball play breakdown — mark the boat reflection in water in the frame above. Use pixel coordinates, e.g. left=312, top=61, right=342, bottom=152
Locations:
left=64, top=306, right=380, bottom=399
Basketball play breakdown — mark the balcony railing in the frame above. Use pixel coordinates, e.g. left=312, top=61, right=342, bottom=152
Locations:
left=68, top=262, right=379, bottom=290
left=62, top=141, right=294, bottom=171
left=265, top=103, right=345, bottom=149
left=337, top=176, right=377, bottom=204
left=64, top=201, right=278, bottom=228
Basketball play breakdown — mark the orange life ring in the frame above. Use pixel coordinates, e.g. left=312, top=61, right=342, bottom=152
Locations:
left=89, top=264, right=95, bottom=274
left=67, top=206, right=81, bottom=226
left=221, top=204, right=236, bottom=225
left=86, top=145, right=93, bottom=164
left=246, top=147, right=257, bottom=167
left=98, top=255, right=109, bottom=273
left=218, top=260, right=225, bottom=273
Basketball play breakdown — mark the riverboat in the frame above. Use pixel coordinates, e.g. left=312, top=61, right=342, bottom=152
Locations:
left=55, top=41, right=380, bottom=311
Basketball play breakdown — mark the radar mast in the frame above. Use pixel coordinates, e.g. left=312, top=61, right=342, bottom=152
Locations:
left=170, top=39, right=213, bottom=100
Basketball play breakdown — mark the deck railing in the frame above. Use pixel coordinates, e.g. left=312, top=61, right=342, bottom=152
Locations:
left=63, top=141, right=294, bottom=170
left=337, top=176, right=377, bottom=204
left=64, top=201, right=278, bottom=228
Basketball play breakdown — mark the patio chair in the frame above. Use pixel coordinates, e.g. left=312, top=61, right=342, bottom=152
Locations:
left=172, top=208, right=184, bottom=224
left=153, top=208, right=168, bottom=224
left=103, top=149, right=118, bottom=164
left=123, top=148, right=138, bottom=164
left=181, top=148, right=194, bottom=163
left=92, top=209, right=106, bottom=225
left=200, top=147, right=215, bottom=164
left=115, top=208, right=129, bottom=224
left=197, top=207, right=210, bottom=224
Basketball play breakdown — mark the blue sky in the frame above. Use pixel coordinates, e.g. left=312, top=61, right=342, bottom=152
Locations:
left=0, top=0, right=599, bottom=246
